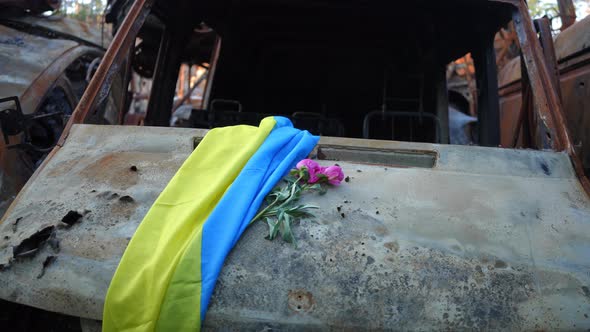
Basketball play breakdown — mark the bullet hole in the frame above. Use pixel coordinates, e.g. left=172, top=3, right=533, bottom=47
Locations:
left=119, top=195, right=135, bottom=203
left=13, top=226, right=55, bottom=258
left=61, top=211, right=83, bottom=227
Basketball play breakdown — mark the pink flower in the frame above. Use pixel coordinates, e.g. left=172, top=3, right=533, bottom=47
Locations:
left=296, top=159, right=321, bottom=183
left=321, top=165, right=344, bottom=185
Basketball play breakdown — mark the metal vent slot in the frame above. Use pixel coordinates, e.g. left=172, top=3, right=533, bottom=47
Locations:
left=317, top=145, right=437, bottom=168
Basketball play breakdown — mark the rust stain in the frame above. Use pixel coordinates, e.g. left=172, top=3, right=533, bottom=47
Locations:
left=46, top=158, right=83, bottom=177
left=78, top=154, right=139, bottom=190
left=60, top=234, right=130, bottom=260
left=109, top=196, right=138, bottom=219
left=384, top=241, right=399, bottom=253
left=374, top=226, right=388, bottom=236
left=287, top=289, right=315, bottom=314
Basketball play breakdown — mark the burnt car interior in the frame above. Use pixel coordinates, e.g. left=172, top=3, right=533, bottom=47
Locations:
left=0, top=54, right=101, bottom=166
left=107, top=0, right=514, bottom=146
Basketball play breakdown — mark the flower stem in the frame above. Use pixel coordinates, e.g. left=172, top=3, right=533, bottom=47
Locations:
left=277, top=178, right=300, bottom=208
left=249, top=176, right=303, bottom=225
left=250, top=196, right=279, bottom=224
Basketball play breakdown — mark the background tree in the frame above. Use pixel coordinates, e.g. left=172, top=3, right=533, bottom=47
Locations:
left=528, top=0, right=560, bottom=18
left=59, top=0, right=107, bottom=24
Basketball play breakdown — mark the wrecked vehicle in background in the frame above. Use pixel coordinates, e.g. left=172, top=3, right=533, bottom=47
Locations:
left=499, top=14, right=590, bottom=178
left=0, top=0, right=590, bottom=330
left=0, top=4, right=111, bottom=217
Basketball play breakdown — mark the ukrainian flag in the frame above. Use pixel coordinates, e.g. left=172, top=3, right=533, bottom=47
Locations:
left=102, top=117, right=319, bottom=331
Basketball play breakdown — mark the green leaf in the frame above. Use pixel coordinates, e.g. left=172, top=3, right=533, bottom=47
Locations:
left=252, top=171, right=329, bottom=245
left=285, top=173, right=299, bottom=183
left=278, top=186, right=292, bottom=201
left=303, top=183, right=327, bottom=195
left=305, top=183, right=322, bottom=191
left=279, top=214, right=296, bottom=245
left=266, top=218, right=280, bottom=240
left=316, top=173, right=328, bottom=183
left=286, top=205, right=319, bottom=218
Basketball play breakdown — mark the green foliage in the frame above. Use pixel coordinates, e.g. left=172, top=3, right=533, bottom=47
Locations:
left=250, top=175, right=326, bottom=246
left=58, top=0, right=106, bottom=23
left=527, top=0, right=559, bottom=18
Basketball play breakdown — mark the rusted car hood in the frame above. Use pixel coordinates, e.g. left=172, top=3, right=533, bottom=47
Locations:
left=0, top=124, right=590, bottom=330
left=0, top=24, right=78, bottom=108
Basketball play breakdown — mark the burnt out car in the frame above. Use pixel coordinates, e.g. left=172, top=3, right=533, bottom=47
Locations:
left=0, top=7, right=111, bottom=217
left=499, top=14, right=590, bottom=178
left=0, top=0, right=589, bottom=331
